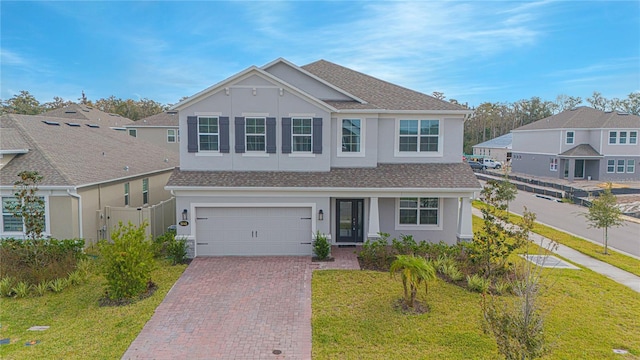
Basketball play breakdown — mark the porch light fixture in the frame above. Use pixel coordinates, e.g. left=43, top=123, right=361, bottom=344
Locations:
left=318, top=209, right=324, bottom=221
left=182, top=209, right=188, bottom=221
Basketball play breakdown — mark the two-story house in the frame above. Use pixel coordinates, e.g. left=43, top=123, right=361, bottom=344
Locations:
left=125, top=111, right=180, bottom=152
left=166, top=58, right=480, bottom=257
left=511, top=107, right=640, bottom=182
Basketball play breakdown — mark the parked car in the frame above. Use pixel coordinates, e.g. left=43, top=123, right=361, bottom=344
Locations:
left=468, top=161, right=486, bottom=170
left=482, top=158, right=502, bottom=169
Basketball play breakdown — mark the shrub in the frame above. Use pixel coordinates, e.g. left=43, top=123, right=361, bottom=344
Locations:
left=494, top=280, right=512, bottom=295
left=392, top=234, right=418, bottom=255
left=12, top=281, right=31, bottom=298
left=390, top=254, right=436, bottom=308
left=414, top=241, right=462, bottom=261
left=358, top=233, right=394, bottom=270
left=49, top=278, right=68, bottom=293
left=443, top=263, right=464, bottom=282
left=32, top=281, right=50, bottom=297
left=167, top=236, right=188, bottom=265
left=99, top=221, right=155, bottom=300
left=0, top=277, right=15, bottom=297
left=467, top=274, right=490, bottom=293
left=313, top=231, right=331, bottom=260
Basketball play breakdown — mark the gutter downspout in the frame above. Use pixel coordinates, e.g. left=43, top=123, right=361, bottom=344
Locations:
left=66, top=189, right=83, bottom=239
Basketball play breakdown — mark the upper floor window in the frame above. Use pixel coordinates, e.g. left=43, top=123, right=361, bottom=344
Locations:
left=398, top=197, right=439, bottom=226
left=245, top=117, right=266, bottom=152
left=630, top=131, right=637, bottom=144
left=399, top=120, right=439, bottom=153
left=2, top=196, right=45, bottom=233
left=142, top=178, right=149, bottom=205
left=342, top=119, right=361, bottom=153
left=292, top=118, right=312, bottom=152
left=167, top=129, right=177, bottom=143
left=198, top=117, right=219, bottom=151
left=609, top=130, right=637, bottom=145
left=620, top=131, right=627, bottom=144
left=128, top=129, right=137, bottom=137
left=566, top=131, right=574, bottom=144
left=124, top=182, right=130, bottom=206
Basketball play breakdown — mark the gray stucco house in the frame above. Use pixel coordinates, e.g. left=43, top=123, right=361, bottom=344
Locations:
left=511, top=107, right=640, bottom=182
left=166, top=58, right=480, bottom=257
left=125, top=111, right=180, bottom=152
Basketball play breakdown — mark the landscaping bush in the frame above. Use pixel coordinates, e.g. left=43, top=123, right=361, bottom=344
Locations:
left=392, top=234, right=418, bottom=255
left=358, top=233, right=395, bottom=270
left=152, top=229, right=188, bottom=265
left=0, top=238, right=85, bottom=285
left=98, top=222, right=155, bottom=300
left=467, top=274, right=490, bottom=293
left=313, top=231, right=331, bottom=260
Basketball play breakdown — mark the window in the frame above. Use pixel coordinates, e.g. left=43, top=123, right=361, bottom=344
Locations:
left=124, top=183, right=130, bottom=206
left=399, top=198, right=439, bottom=226
left=198, top=117, right=219, bottom=151
left=2, top=196, right=45, bottom=233
left=341, top=119, right=361, bottom=153
left=627, top=159, right=635, bottom=173
left=630, top=131, right=637, bottom=144
left=617, top=160, right=625, bottom=173
left=167, top=129, right=177, bottom=143
left=550, top=158, right=558, bottom=171
left=566, top=131, right=574, bottom=144
left=128, top=129, right=137, bottom=137
left=245, top=117, right=265, bottom=152
left=142, top=178, right=149, bottom=205
left=619, top=131, right=627, bottom=144
left=292, top=118, right=312, bottom=152
left=609, top=131, right=617, bottom=144
left=399, top=120, right=439, bottom=153
left=607, top=160, right=615, bottom=173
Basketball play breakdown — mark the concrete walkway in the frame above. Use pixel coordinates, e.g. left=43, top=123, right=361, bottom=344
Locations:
left=472, top=208, right=640, bottom=293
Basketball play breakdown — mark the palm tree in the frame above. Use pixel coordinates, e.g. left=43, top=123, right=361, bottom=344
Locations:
left=390, top=254, right=436, bottom=308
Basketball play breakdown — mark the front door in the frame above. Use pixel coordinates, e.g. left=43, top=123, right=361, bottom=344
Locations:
left=574, top=159, right=585, bottom=179
left=336, top=199, right=364, bottom=243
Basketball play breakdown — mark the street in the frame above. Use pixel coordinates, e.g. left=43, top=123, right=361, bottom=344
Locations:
left=478, top=182, right=640, bottom=258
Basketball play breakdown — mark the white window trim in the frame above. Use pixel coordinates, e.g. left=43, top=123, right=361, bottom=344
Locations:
left=550, top=158, right=558, bottom=171
left=616, top=159, right=625, bottom=173
left=565, top=131, right=574, bottom=145
left=627, top=159, right=636, bottom=173
left=394, top=119, right=443, bottom=157
left=630, top=131, right=638, bottom=144
left=197, top=116, right=220, bottom=153
left=245, top=117, right=266, bottom=153
left=291, top=117, right=313, bottom=153
left=337, top=118, right=366, bottom=157
left=167, top=129, right=177, bottom=143
left=1, top=195, right=50, bottom=238
left=124, top=182, right=130, bottom=206
left=606, top=159, right=615, bottom=173
left=142, top=178, right=149, bottom=205
left=394, top=197, right=443, bottom=231
left=609, top=130, right=638, bottom=145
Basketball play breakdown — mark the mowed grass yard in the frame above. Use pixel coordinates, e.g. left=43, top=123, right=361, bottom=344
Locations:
left=312, top=217, right=640, bottom=359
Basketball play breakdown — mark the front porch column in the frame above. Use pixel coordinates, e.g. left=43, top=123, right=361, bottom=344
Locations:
left=567, top=159, right=575, bottom=182
left=367, top=197, right=381, bottom=239
left=457, top=197, right=473, bottom=242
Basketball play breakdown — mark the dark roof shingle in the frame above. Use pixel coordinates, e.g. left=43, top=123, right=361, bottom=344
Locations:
left=514, top=106, right=640, bottom=131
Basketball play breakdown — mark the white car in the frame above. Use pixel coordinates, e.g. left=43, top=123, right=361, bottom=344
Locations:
left=482, top=159, right=502, bottom=169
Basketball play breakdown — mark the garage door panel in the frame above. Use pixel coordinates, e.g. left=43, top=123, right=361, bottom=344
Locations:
left=196, top=207, right=312, bottom=256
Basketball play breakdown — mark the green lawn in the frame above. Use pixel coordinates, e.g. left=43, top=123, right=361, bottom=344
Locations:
left=0, top=260, right=187, bottom=359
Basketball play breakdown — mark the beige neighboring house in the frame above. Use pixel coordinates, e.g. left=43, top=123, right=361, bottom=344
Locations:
left=0, top=113, right=179, bottom=245
left=472, top=133, right=512, bottom=164
left=124, top=111, right=180, bottom=152
left=41, top=103, right=135, bottom=128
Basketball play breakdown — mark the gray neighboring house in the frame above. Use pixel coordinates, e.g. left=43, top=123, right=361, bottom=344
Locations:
left=166, top=58, right=481, bottom=258
left=125, top=111, right=180, bottom=152
left=511, top=107, right=640, bottom=182
left=472, top=133, right=512, bottom=164
left=0, top=113, right=179, bottom=244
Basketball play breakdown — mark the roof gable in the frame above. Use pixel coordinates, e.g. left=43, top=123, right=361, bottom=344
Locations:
left=128, top=111, right=179, bottom=127
left=513, top=107, right=640, bottom=131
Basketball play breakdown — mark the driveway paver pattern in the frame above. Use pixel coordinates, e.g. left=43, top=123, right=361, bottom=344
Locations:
left=122, top=257, right=313, bottom=360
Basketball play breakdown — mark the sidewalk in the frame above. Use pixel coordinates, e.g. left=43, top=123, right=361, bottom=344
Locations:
left=471, top=208, right=640, bottom=293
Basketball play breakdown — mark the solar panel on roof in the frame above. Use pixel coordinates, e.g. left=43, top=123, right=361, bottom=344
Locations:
left=43, top=120, right=60, bottom=126
left=86, top=124, right=100, bottom=128
left=66, top=123, right=81, bottom=127
left=65, top=110, right=77, bottom=114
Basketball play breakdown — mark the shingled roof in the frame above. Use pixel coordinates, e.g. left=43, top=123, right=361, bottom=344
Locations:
left=301, top=60, right=466, bottom=112
left=0, top=114, right=178, bottom=187
left=514, top=106, right=640, bottom=131
left=558, top=144, right=603, bottom=158
left=166, top=163, right=480, bottom=190
left=128, top=111, right=179, bottom=127
left=41, top=103, right=134, bottom=127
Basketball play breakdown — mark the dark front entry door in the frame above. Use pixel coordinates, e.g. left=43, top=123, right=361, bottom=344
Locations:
left=336, top=199, right=364, bottom=243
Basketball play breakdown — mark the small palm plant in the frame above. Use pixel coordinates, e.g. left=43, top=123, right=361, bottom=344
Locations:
left=390, top=254, right=436, bottom=308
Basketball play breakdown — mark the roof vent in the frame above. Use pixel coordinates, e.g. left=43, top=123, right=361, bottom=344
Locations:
left=66, top=122, right=81, bottom=127
left=123, top=166, right=129, bottom=171
left=604, top=110, right=613, bottom=113
left=167, top=111, right=178, bottom=115
left=43, top=120, right=60, bottom=126
left=617, top=112, right=628, bottom=115
left=82, top=109, right=90, bottom=112
left=65, top=110, right=77, bottom=114
left=86, top=124, right=100, bottom=128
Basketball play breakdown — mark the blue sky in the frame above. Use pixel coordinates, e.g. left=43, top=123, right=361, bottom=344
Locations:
left=1, top=1, right=638, bottom=108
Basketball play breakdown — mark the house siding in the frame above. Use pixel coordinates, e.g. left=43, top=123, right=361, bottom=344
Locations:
left=49, top=196, right=79, bottom=240
left=127, top=127, right=179, bottom=152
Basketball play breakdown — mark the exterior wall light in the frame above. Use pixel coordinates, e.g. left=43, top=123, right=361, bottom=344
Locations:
left=318, top=209, right=324, bottom=221
left=182, top=209, right=188, bottom=221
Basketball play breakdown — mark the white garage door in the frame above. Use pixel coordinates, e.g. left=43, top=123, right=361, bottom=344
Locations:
left=195, top=207, right=313, bottom=256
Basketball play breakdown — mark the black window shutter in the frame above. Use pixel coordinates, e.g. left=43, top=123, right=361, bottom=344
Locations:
left=235, top=117, right=245, bottom=153
left=282, top=117, right=292, bottom=153
left=266, top=117, right=276, bottom=154
left=187, top=116, right=198, bottom=153
left=219, top=116, right=230, bottom=153
left=312, top=117, right=323, bottom=154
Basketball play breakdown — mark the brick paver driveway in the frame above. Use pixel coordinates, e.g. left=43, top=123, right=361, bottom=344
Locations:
left=122, top=257, right=312, bottom=359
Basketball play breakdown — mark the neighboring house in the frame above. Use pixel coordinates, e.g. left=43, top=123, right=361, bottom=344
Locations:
left=472, top=133, right=512, bottom=164
left=124, top=111, right=180, bottom=152
left=166, top=58, right=480, bottom=258
left=41, top=103, right=134, bottom=128
left=511, top=107, right=640, bottom=181
left=0, top=114, right=179, bottom=244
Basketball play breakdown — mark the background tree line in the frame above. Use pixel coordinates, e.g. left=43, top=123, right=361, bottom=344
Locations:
left=2, top=89, right=638, bottom=152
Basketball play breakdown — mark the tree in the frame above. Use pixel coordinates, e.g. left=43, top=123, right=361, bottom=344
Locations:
left=583, top=183, right=624, bottom=255
left=9, top=171, right=45, bottom=240
left=1, top=90, right=42, bottom=115
left=390, top=254, right=436, bottom=309
left=43, top=96, right=73, bottom=111
left=554, top=94, right=582, bottom=113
